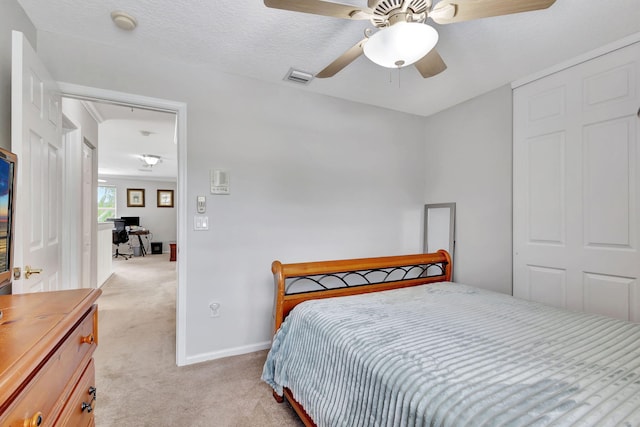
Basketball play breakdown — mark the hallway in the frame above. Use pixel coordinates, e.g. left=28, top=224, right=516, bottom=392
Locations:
left=94, top=254, right=300, bottom=426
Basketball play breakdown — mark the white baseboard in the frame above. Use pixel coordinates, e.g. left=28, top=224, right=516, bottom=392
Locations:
left=182, top=341, right=272, bottom=366
left=98, top=272, right=114, bottom=288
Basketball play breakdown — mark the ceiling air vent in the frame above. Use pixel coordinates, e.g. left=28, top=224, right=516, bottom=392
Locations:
left=284, top=68, right=314, bottom=85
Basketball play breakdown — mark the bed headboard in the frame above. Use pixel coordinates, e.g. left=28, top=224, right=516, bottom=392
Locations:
left=271, top=250, right=452, bottom=333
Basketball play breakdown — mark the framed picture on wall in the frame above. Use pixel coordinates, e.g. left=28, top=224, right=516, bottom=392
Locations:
left=157, top=189, right=174, bottom=208
left=127, top=188, right=145, bottom=207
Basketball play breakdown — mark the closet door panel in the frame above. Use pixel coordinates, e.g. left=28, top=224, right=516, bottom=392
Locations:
left=583, top=118, right=635, bottom=249
left=513, top=71, right=573, bottom=307
left=514, top=41, right=640, bottom=320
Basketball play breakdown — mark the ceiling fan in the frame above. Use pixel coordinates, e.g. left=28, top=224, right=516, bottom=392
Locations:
left=264, top=0, right=556, bottom=78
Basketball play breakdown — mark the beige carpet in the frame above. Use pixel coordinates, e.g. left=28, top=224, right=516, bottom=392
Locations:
left=95, top=253, right=302, bottom=427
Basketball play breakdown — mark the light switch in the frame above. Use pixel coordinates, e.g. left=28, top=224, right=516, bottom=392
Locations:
left=194, top=215, right=209, bottom=231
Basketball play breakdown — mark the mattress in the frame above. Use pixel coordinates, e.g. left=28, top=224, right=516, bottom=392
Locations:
left=262, top=282, right=640, bottom=426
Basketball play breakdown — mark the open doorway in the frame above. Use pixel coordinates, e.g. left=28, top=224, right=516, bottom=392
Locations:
left=59, top=83, right=188, bottom=366
left=89, top=101, right=178, bottom=273
left=11, top=30, right=188, bottom=365
left=61, top=98, right=178, bottom=285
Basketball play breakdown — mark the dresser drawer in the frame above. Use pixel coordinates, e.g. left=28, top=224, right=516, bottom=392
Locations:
left=56, top=359, right=96, bottom=427
left=0, top=304, right=98, bottom=427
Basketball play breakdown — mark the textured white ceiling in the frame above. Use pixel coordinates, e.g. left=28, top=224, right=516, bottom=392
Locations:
left=91, top=102, right=177, bottom=181
left=17, top=0, right=640, bottom=117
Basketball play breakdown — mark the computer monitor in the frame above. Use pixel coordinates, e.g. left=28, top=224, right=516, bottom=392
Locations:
left=121, top=216, right=140, bottom=227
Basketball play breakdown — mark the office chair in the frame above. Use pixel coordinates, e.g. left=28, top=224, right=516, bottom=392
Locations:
left=112, top=219, right=132, bottom=260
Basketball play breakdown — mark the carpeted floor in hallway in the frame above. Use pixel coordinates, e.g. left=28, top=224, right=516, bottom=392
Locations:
left=95, top=254, right=302, bottom=427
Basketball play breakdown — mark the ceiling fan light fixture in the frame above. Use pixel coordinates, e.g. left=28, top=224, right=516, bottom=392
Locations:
left=141, top=154, right=161, bottom=166
left=363, top=22, right=438, bottom=68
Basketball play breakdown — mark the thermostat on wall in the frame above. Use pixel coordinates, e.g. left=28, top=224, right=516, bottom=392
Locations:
left=210, top=169, right=230, bottom=195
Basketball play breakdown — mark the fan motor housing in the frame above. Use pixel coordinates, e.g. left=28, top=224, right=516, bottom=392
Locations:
left=371, top=0, right=429, bottom=27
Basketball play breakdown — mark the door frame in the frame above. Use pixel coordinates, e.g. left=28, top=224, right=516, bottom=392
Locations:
left=61, top=124, right=80, bottom=290
left=59, top=82, right=189, bottom=366
left=81, top=138, right=97, bottom=289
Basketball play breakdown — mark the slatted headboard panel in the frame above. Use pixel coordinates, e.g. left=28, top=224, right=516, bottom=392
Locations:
left=271, top=250, right=452, bottom=332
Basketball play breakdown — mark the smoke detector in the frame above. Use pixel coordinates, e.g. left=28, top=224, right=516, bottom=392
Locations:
left=111, top=11, right=138, bottom=31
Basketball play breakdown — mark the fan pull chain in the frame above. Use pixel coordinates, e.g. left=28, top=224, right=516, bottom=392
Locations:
left=388, top=66, right=403, bottom=88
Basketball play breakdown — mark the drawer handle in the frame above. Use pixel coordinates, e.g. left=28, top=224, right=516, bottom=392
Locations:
left=89, top=386, right=97, bottom=401
left=80, top=333, right=95, bottom=345
left=81, top=402, right=93, bottom=413
left=27, top=412, right=43, bottom=427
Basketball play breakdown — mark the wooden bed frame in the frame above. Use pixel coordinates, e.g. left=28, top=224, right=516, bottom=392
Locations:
left=269, top=250, right=452, bottom=426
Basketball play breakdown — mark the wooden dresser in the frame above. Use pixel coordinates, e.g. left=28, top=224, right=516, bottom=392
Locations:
left=0, top=289, right=101, bottom=426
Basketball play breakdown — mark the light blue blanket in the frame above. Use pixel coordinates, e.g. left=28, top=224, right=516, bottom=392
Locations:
left=262, top=282, right=640, bottom=426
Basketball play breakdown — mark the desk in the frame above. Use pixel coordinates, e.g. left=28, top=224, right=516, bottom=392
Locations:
left=128, top=229, right=150, bottom=256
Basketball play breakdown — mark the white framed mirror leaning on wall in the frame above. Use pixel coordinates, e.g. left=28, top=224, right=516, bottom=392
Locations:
left=424, top=203, right=456, bottom=279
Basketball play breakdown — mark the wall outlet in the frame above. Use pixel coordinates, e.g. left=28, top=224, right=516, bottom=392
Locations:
left=209, top=301, right=221, bottom=318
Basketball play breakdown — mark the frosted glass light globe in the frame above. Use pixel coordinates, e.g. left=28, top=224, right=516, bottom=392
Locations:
left=363, top=22, right=439, bottom=68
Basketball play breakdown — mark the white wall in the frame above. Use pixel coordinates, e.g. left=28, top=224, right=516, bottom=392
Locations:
left=100, top=176, right=177, bottom=252
left=97, top=222, right=113, bottom=286
left=31, top=29, right=521, bottom=362
left=62, top=98, right=99, bottom=288
left=423, top=85, right=512, bottom=295
left=34, top=31, right=427, bottom=362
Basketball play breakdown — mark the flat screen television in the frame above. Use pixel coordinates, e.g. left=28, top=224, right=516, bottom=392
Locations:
left=0, top=147, right=17, bottom=295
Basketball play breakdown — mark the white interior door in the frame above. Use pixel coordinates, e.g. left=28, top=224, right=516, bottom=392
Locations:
left=11, top=31, right=63, bottom=293
left=514, top=41, right=640, bottom=321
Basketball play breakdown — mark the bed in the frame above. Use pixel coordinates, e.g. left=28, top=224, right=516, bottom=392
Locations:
left=261, top=251, right=640, bottom=426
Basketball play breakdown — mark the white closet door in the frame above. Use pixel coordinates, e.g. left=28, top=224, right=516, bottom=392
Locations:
left=514, top=42, right=640, bottom=322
